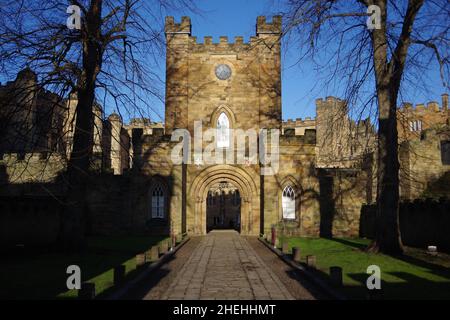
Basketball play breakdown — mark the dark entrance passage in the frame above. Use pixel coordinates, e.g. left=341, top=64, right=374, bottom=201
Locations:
left=206, top=181, right=241, bottom=232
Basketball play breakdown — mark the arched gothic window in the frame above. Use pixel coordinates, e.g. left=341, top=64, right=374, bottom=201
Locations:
left=151, top=185, right=165, bottom=219
left=282, top=185, right=296, bottom=220
left=217, top=112, right=230, bottom=148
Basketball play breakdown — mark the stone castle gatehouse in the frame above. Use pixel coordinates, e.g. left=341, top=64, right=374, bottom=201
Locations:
left=135, top=16, right=373, bottom=237
left=1, top=16, right=448, bottom=245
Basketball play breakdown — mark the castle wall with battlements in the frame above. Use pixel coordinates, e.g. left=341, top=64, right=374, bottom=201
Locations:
left=397, top=94, right=449, bottom=142
left=2, top=15, right=448, bottom=244
left=399, top=127, right=450, bottom=200
left=315, top=96, right=377, bottom=169
left=282, top=117, right=316, bottom=136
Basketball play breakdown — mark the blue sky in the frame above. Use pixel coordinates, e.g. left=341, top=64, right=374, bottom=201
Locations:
left=162, top=0, right=319, bottom=121
left=160, top=0, right=447, bottom=123
left=1, top=0, right=446, bottom=123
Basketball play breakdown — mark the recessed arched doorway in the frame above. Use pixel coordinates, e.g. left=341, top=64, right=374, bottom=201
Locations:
left=188, top=165, right=260, bottom=235
left=206, top=181, right=241, bottom=232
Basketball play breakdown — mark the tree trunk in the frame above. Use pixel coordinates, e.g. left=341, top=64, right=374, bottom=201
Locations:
left=370, top=87, right=403, bottom=254
left=60, top=86, right=96, bottom=250
left=366, top=0, right=412, bottom=255
left=59, top=0, right=103, bottom=250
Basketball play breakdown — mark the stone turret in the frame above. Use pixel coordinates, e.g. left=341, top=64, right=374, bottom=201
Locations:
left=442, top=93, right=448, bottom=111
left=9, top=68, right=38, bottom=152
left=164, top=16, right=191, bottom=35
left=164, top=16, right=191, bottom=134
left=256, top=16, right=282, bottom=35
left=93, top=102, right=103, bottom=155
left=63, top=92, right=78, bottom=158
left=108, top=112, right=123, bottom=175
left=397, top=94, right=450, bottom=142
left=315, top=96, right=376, bottom=168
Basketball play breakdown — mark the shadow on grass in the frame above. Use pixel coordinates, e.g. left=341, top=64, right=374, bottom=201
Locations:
left=122, top=255, right=177, bottom=300
left=96, top=260, right=170, bottom=300
left=347, top=271, right=450, bottom=300
left=284, top=267, right=330, bottom=300
left=1, top=236, right=167, bottom=300
left=329, top=238, right=368, bottom=251
left=388, top=253, right=450, bottom=281
left=325, top=238, right=450, bottom=282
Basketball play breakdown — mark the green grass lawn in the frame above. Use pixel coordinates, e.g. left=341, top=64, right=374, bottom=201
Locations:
left=278, top=237, right=450, bottom=299
left=1, top=235, right=168, bottom=300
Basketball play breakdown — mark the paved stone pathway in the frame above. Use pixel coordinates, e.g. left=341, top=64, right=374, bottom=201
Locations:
left=160, top=230, right=294, bottom=300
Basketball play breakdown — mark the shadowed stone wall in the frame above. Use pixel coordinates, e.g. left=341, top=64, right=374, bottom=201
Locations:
left=360, top=199, right=450, bottom=252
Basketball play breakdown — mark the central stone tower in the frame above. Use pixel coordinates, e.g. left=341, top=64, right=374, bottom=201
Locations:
left=164, top=16, right=282, bottom=135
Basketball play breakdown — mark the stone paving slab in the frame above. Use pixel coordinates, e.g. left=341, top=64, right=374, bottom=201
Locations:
left=160, top=230, right=294, bottom=300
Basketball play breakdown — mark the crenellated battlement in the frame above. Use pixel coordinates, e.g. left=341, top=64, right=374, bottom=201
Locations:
left=186, top=35, right=268, bottom=53
left=256, top=16, right=282, bottom=35
left=1, top=152, right=65, bottom=163
left=166, top=15, right=282, bottom=54
left=399, top=94, right=448, bottom=113
left=0, top=152, right=67, bottom=183
left=165, top=16, right=191, bottom=35
left=190, top=36, right=250, bottom=46
left=315, top=96, right=347, bottom=109
left=189, top=35, right=253, bottom=46
left=399, top=94, right=448, bottom=142
left=282, top=117, right=316, bottom=127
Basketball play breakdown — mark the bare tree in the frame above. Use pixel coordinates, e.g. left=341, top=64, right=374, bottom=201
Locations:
left=283, top=0, right=449, bottom=253
left=0, top=0, right=195, bottom=248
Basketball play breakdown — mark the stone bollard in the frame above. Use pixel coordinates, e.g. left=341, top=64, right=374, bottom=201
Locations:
left=78, top=282, right=95, bottom=300
left=329, top=266, right=343, bottom=287
left=159, top=240, right=169, bottom=255
left=149, top=246, right=159, bottom=262
left=427, top=246, right=438, bottom=256
left=282, top=241, right=289, bottom=254
left=144, top=249, right=151, bottom=262
left=275, top=238, right=281, bottom=249
left=271, top=226, right=277, bottom=248
left=136, top=253, right=145, bottom=268
left=171, top=233, right=176, bottom=250
left=306, top=255, right=316, bottom=269
left=292, top=247, right=301, bottom=263
left=114, top=265, right=126, bottom=286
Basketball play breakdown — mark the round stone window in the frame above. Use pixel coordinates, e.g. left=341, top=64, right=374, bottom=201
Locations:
left=215, top=64, right=232, bottom=80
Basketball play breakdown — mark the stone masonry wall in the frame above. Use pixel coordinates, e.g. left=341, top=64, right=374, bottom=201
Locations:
left=399, top=127, right=450, bottom=200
